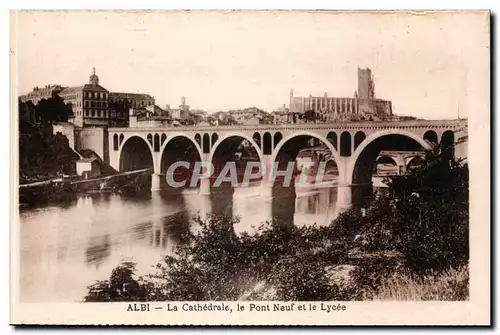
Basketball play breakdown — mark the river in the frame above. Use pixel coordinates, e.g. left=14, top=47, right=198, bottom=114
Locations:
left=18, top=180, right=341, bottom=303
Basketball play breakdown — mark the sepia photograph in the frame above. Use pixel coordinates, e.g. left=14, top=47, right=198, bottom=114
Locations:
left=10, top=9, right=490, bottom=325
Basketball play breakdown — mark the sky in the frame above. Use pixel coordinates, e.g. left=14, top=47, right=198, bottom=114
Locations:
left=13, top=10, right=489, bottom=119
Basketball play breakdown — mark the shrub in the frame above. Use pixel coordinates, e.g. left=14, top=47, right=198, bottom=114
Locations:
left=83, top=262, right=149, bottom=302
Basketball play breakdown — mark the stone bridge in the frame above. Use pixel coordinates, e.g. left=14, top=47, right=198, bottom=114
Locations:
left=107, top=119, right=468, bottom=213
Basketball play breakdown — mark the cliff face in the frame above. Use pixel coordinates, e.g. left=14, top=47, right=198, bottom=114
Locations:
left=19, top=123, right=80, bottom=184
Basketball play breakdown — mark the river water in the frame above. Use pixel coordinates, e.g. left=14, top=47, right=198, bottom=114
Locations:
left=18, top=181, right=341, bottom=302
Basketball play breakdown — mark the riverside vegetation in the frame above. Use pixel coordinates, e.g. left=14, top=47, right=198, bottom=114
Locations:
left=84, top=144, right=469, bottom=301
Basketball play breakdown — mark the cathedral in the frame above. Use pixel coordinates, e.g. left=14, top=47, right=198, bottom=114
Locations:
left=289, top=67, right=393, bottom=122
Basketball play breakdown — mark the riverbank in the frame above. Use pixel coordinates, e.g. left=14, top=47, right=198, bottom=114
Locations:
left=83, top=146, right=469, bottom=302
left=83, top=210, right=469, bottom=302
left=19, top=180, right=77, bottom=208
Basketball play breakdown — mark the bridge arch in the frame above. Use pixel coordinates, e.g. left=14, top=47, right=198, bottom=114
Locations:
left=211, top=133, right=219, bottom=147
left=159, top=134, right=203, bottom=162
left=202, top=133, right=210, bottom=154
left=270, top=131, right=343, bottom=181
left=354, top=131, right=366, bottom=151
left=424, top=130, right=438, bottom=144
left=194, top=133, right=201, bottom=147
left=340, top=131, right=351, bottom=157
left=253, top=132, right=261, bottom=151
left=113, top=134, right=119, bottom=151
left=273, top=132, right=283, bottom=149
left=118, top=135, right=154, bottom=172
left=347, top=129, right=432, bottom=185
left=153, top=133, right=160, bottom=152
left=374, top=155, right=398, bottom=176
left=327, top=131, right=337, bottom=150
left=209, top=132, right=264, bottom=165
left=159, top=134, right=203, bottom=187
left=263, top=132, right=272, bottom=155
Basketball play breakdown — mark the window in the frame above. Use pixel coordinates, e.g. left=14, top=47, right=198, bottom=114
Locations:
left=92, top=110, right=95, bottom=117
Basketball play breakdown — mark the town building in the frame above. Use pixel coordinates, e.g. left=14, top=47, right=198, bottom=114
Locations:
left=167, top=96, right=189, bottom=121
left=19, top=67, right=156, bottom=128
left=59, top=69, right=111, bottom=127
left=289, top=67, right=393, bottom=122
left=76, top=157, right=101, bottom=179
left=19, top=85, right=65, bottom=105
left=228, top=107, right=273, bottom=125
left=272, top=104, right=294, bottom=124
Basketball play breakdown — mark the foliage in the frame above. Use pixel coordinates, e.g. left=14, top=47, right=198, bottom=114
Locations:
left=85, top=213, right=350, bottom=302
left=34, top=96, right=72, bottom=123
left=83, top=262, right=149, bottom=302
left=357, top=145, right=469, bottom=273
left=19, top=122, right=80, bottom=183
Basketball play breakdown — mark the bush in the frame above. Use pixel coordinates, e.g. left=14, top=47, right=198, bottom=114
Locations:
left=83, top=262, right=149, bottom=302
left=356, top=145, right=469, bottom=273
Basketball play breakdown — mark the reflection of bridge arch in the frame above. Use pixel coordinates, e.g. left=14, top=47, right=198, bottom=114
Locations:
left=270, top=131, right=343, bottom=181
left=119, top=135, right=154, bottom=172
left=209, top=133, right=264, bottom=165
left=347, top=129, right=432, bottom=184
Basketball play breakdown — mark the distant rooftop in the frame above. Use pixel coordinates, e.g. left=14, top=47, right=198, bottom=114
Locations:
left=110, top=92, right=154, bottom=100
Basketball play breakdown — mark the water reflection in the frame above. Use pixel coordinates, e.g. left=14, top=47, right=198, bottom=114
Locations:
left=19, top=182, right=340, bottom=302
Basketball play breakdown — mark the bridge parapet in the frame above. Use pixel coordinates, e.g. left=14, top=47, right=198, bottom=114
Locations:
left=109, top=118, right=467, bottom=133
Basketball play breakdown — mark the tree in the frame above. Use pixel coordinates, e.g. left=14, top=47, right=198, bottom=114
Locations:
left=84, top=262, right=149, bottom=302
left=35, top=96, right=72, bottom=123
left=300, top=110, right=317, bottom=123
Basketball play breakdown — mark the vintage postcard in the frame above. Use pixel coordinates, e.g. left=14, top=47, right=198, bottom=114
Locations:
left=10, top=10, right=490, bottom=325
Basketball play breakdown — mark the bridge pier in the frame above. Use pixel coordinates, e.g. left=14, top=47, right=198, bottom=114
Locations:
left=259, top=182, right=273, bottom=200
left=334, top=184, right=353, bottom=216
left=199, top=177, right=211, bottom=196
left=151, top=174, right=161, bottom=192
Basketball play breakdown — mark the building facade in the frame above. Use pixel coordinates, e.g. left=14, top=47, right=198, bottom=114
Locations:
left=169, top=96, right=191, bottom=121
left=289, top=67, right=393, bottom=122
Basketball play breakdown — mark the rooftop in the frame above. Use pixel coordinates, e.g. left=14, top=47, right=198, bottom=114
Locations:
left=110, top=92, right=154, bottom=100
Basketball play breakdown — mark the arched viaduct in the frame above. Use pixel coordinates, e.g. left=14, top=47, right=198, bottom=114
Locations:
left=108, top=119, right=468, bottom=214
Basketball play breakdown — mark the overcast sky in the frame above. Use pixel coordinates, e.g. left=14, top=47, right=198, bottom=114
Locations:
left=14, top=11, right=489, bottom=119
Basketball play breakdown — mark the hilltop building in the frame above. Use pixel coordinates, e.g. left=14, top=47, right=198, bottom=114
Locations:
left=19, top=85, right=65, bottom=105
left=19, top=68, right=156, bottom=127
left=288, top=67, right=393, bottom=122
